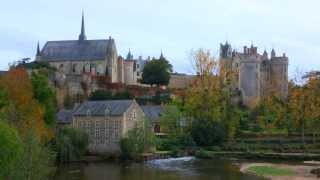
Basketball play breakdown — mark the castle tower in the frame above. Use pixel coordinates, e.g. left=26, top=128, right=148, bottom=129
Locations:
left=270, top=52, right=288, bottom=100
left=78, top=12, right=87, bottom=41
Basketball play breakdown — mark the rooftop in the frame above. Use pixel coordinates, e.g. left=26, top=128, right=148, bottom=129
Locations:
left=73, top=99, right=134, bottom=116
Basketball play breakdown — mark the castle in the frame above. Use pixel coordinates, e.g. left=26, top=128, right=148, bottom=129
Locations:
left=219, top=42, right=288, bottom=107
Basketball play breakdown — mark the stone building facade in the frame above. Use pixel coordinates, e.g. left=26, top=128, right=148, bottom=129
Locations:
left=219, top=42, right=288, bottom=107
left=72, top=99, right=144, bottom=153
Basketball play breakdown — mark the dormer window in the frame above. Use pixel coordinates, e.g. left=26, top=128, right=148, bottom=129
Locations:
left=105, top=108, right=111, bottom=118
left=86, top=109, right=91, bottom=117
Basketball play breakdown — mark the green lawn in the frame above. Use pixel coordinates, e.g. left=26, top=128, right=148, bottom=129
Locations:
left=248, top=165, right=296, bottom=177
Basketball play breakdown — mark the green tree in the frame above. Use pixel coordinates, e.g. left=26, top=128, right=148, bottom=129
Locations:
left=0, top=121, right=22, bottom=179
left=120, top=120, right=155, bottom=159
left=31, top=73, right=57, bottom=128
left=9, top=131, right=54, bottom=180
left=141, top=57, right=172, bottom=86
left=53, top=128, right=89, bottom=162
left=89, top=90, right=113, bottom=100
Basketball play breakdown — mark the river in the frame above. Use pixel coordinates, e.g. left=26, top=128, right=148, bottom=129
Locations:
left=54, top=157, right=263, bottom=180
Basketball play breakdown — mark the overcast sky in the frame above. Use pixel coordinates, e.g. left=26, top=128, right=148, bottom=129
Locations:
left=0, top=0, right=319, bottom=77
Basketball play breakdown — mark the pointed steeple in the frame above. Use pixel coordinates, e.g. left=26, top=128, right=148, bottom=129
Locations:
left=271, top=48, right=276, bottom=58
left=126, top=49, right=133, bottom=60
left=159, top=50, right=164, bottom=60
left=78, top=11, right=87, bottom=41
left=36, top=41, right=41, bottom=56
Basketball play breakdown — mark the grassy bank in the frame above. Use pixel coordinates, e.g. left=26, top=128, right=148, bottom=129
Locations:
left=247, top=165, right=295, bottom=177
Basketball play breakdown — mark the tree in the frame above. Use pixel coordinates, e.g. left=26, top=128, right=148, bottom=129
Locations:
left=9, top=131, right=54, bottom=180
left=31, top=72, right=57, bottom=128
left=0, top=68, right=52, bottom=141
left=89, top=89, right=132, bottom=101
left=53, top=128, right=89, bottom=162
left=0, top=121, right=22, bottom=179
left=141, top=57, right=172, bottom=86
left=184, top=49, right=241, bottom=142
left=89, top=90, right=113, bottom=100
left=120, top=120, right=155, bottom=159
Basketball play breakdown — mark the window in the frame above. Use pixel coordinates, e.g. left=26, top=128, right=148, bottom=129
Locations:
left=72, top=64, right=77, bottom=73
left=133, top=111, right=136, bottom=120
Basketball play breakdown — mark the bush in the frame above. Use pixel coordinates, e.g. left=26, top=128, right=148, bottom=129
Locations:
left=120, top=120, right=156, bottom=160
left=191, top=120, right=226, bottom=146
left=53, top=128, right=89, bottom=162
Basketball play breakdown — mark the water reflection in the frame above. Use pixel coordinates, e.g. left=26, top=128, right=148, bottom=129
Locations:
left=54, top=157, right=263, bottom=180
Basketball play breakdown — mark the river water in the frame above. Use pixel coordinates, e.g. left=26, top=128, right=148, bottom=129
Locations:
left=54, top=157, right=263, bottom=180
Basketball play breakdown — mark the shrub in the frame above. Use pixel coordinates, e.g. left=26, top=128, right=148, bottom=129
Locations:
left=53, top=128, right=89, bottom=162
left=120, top=120, right=156, bottom=160
left=191, top=120, right=226, bottom=146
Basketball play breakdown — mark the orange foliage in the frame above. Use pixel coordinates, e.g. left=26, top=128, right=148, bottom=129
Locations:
left=0, top=68, right=52, bottom=141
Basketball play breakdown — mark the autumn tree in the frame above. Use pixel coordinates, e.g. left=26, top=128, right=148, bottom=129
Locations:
left=184, top=48, right=241, bottom=143
left=0, top=68, right=52, bottom=141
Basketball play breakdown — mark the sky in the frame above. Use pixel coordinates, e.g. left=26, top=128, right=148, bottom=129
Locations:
left=0, top=0, right=319, bottom=77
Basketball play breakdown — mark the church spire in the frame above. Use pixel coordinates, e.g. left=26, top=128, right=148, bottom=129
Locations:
left=36, top=41, right=41, bottom=56
left=159, top=50, right=164, bottom=60
left=78, top=11, right=87, bottom=41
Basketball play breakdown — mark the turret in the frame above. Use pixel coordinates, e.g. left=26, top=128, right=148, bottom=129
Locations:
left=262, top=50, right=268, bottom=59
left=220, top=41, right=232, bottom=58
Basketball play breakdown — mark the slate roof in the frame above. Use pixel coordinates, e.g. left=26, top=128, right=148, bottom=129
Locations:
left=141, top=105, right=164, bottom=122
left=73, top=100, right=134, bottom=116
left=56, top=110, right=73, bottom=124
left=41, top=39, right=111, bottom=61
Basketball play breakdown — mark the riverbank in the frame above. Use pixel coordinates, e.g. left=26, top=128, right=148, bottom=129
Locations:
left=240, top=162, right=319, bottom=180
left=195, top=149, right=320, bottom=161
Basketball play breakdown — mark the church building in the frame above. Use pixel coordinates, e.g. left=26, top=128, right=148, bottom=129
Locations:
left=35, top=13, right=144, bottom=85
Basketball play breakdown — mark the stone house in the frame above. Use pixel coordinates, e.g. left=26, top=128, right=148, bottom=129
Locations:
left=72, top=99, right=144, bottom=154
